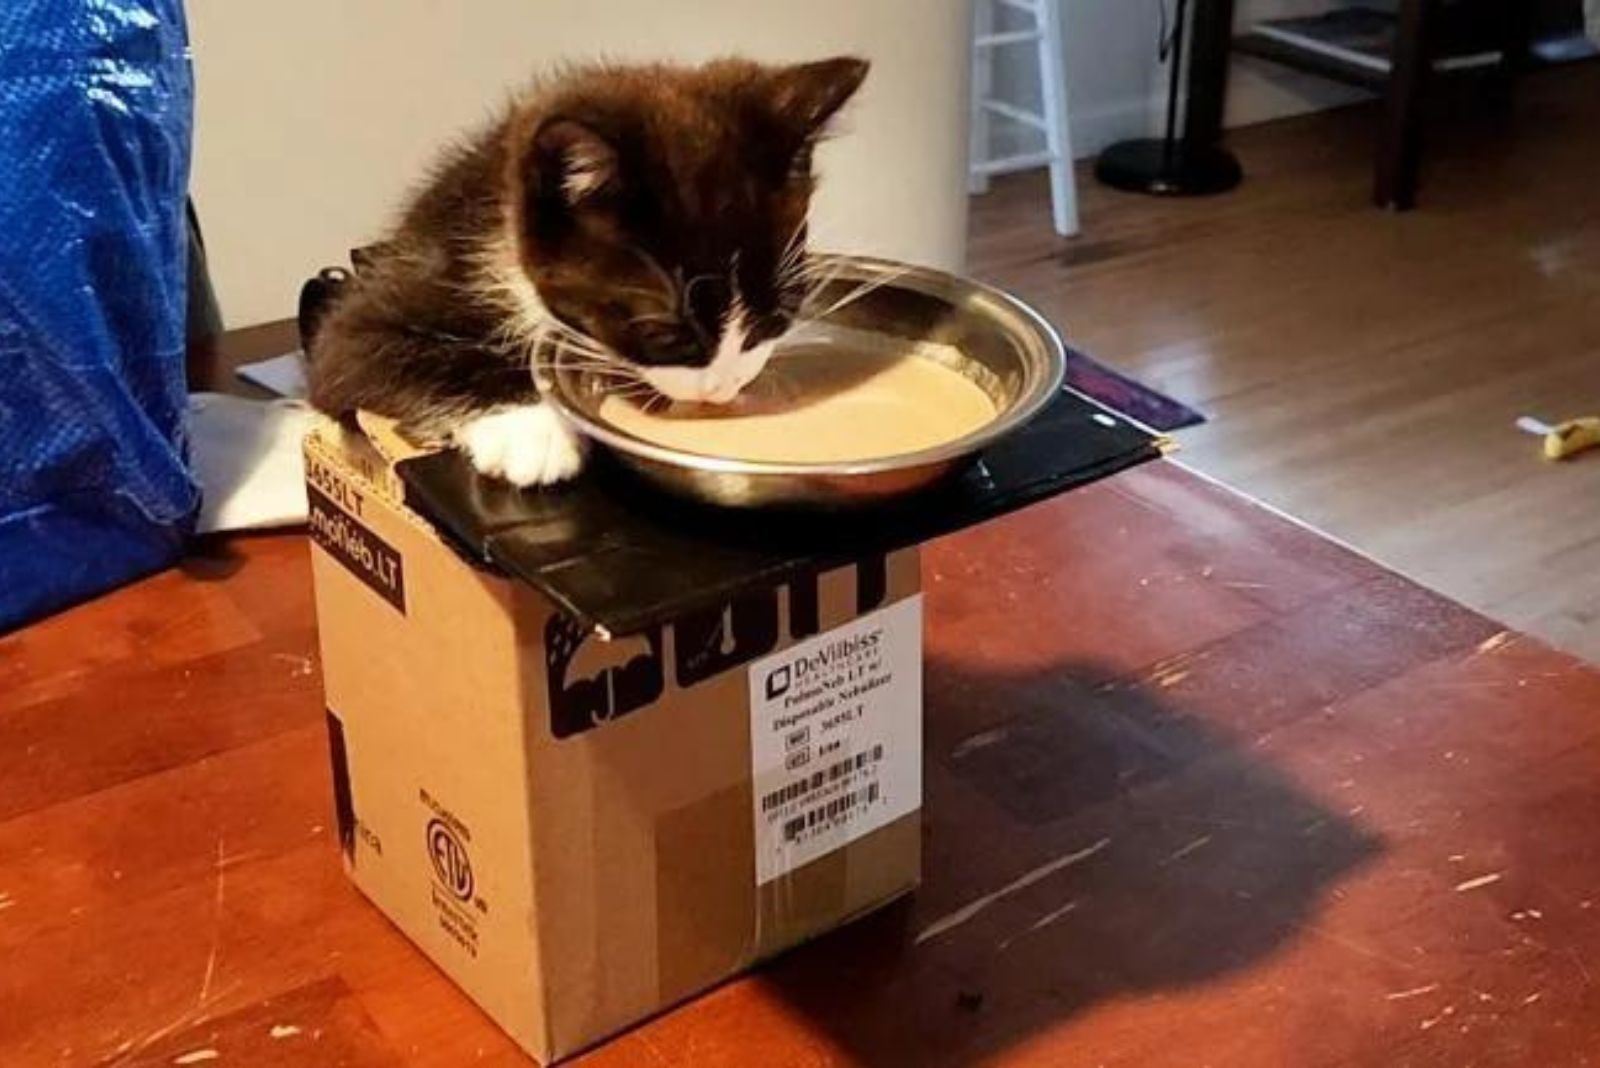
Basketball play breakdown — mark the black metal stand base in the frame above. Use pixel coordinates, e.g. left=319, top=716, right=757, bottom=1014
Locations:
left=1094, top=138, right=1243, bottom=197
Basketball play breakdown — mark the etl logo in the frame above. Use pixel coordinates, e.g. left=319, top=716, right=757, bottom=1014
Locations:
left=427, top=818, right=474, bottom=903
left=766, top=664, right=792, bottom=700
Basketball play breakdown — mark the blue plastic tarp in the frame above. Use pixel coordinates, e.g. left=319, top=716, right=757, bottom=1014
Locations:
left=0, top=0, right=198, bottom=632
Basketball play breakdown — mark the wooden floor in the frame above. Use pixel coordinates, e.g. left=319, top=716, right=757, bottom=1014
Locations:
left=968, top=62, right=1600, bottom=666
left=7, top=461, right=1600, bottom=1066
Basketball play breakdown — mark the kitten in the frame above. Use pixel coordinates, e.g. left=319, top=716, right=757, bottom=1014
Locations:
left=307, top=56, right=869, bottom=487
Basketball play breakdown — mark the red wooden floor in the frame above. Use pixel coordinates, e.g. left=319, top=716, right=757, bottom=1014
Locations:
left=4, top=461, right=1599, bottom=1067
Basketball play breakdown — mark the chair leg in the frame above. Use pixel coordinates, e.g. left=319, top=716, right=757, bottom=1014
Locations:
left=968, top=0, right=995, bottom=195
left=1374, top=0, right=1436, bottom=210
left=1036, top=0, right=1078, bottom=235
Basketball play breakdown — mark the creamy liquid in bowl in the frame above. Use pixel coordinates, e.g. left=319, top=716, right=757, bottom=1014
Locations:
left=597, top=346, right=998, bottom=463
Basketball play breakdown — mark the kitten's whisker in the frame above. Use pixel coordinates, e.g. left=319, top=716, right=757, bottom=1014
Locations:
left=549, top=339, right=617, bottom=363
left=791, top=259, right=854, bottom=306
left=628, top=246, right=680, bottom=304
left=792, top=253, right=848, bottom=281
left=571, top=371, right=641, bottom=382
left=563, top=356, right=640, bottom=374
left=562, top=365, right=640, bottom=381
left=778, top=241, right=809, bottom=280
left=777, top=219, right=808, bottom=268
left=525, top=319, right=552, bottom=379
left=544, top=342, right=620, bottom=364
left=802, top=267, right=910, bottom=322
left=627, top=311, right=679, bottom=327
left=781, top=320, right=826, bottom=343
left=550, top=355, right=639, bottom=378
left=551, top=340, right=627, bottom=363
left=607, top=388, right=661, bottom=407
left=780, top=255, right=846, bottom=312
left=543, top=324, right=610, bottom=352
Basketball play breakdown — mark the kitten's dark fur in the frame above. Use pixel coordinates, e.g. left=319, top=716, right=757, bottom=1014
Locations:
left=308, top=56, right=869, bottom=486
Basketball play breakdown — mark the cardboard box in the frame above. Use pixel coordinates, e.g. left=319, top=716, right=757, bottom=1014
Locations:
left=305, top=417, right=926, bottom=1062
left=303, top=381, right=1164, bottom=1062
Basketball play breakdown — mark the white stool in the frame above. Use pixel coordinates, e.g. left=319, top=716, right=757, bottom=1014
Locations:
left=968, top=0, right=1079, bottom=236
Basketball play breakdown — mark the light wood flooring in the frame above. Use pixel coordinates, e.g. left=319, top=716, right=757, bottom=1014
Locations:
left=969, top=62, right=1600, bottom=664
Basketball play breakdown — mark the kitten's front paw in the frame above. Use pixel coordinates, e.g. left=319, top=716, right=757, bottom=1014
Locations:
left=456, top=405, right=586, bottom=488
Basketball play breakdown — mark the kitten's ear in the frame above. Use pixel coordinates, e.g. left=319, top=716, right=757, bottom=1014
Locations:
left=768, top=57, right=870, bottom=139
left=532, top=118, right=618, bottom=206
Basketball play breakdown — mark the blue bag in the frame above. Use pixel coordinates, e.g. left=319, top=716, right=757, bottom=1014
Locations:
left=0, top=0, right=199, bottom=631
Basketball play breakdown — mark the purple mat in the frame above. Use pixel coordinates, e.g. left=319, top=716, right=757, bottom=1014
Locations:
left=1063, top=346, right=1204, bottom=432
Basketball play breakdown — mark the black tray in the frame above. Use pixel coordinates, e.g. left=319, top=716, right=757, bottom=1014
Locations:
left=396, top=386, right=1164, bottom=637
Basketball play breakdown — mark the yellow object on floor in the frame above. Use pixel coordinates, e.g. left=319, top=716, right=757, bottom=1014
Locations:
left=1517, top=415, right=1600, bottom=461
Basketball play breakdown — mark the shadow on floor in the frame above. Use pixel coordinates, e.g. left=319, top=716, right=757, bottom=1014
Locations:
left=760, top=655, right=1385, bottom=1066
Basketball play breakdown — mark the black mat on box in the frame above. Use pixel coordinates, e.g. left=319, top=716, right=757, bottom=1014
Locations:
left=396, top=386, right=1163, bottom=637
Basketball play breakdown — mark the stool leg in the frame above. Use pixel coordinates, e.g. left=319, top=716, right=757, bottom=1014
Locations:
left=969, top=0, right=995, bottom=195
left=1037, top=0, right=1079, bottom=235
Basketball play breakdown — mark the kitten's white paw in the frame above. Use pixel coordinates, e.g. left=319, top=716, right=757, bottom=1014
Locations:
left=456, top=405, right=586, bottom=488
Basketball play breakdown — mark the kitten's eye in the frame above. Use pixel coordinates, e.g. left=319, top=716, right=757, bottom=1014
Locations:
left=637, top=321, right=686, bottom=346
left=633, top=320, right=701, bottom=363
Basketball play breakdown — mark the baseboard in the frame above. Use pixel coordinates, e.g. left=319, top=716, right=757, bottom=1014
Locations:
left=983, top=57, right=1370, bottom=166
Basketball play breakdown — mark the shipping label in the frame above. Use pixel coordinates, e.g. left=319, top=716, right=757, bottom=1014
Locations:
left=748, top=596, right=922, bottom=885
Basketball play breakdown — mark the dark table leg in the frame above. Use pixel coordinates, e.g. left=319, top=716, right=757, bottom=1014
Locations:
left=1489, top=1, right=1534, bottom=105
left=1184, top=0, right=1236, bottom=151
left=1375, top=0, right=1438, bottom=210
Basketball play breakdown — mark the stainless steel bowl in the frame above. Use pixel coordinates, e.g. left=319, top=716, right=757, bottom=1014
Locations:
left=540, top=254, right=1067, bottom=509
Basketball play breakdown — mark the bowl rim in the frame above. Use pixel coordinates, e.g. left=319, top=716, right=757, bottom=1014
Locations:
left=539, top=254, right=1068, bottom=478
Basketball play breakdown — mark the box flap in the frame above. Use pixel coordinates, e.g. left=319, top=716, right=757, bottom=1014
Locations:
left=395, top=386, right=1165, bottom=637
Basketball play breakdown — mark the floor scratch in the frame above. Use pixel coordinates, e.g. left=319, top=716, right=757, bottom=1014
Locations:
left=1454, top=872, right=1503, bottom=893
left=107, top=998, right=220, bottom=1068
left=1163, top=835, right=1213, bottom=864
left=1566, top=948, right=1593, bottom=988
left=997, top=900, right=1082, bottom=951
left=1303, top=923, right=1417, bottom=971
left=1419, top=1005, right=1457, bottom=1030
left=1386, top=983, right=1441, bottom=1001
left=915, top=838, right=1112, bottom=945
left=198, top=838, right=227, bottom=1005
left=950, top=727, right=1011, bottom=760
left=1471, top=631, right=1514, bottom=657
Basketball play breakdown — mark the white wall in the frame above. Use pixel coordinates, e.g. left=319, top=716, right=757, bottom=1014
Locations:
left=188, top=1, right=971, bottom=328
left=990, top=0, right=1368, bottom=162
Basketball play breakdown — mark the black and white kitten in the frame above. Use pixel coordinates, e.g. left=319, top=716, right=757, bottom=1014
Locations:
left=307, top=56, right=869, bottom=486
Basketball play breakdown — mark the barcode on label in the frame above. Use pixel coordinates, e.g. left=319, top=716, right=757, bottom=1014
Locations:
left=760, top=744, right=885, bottom=813
left=781, top=782, right=881, bottom=843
